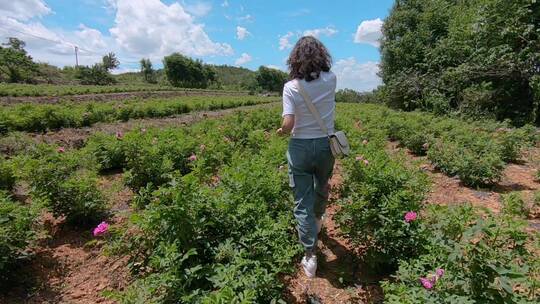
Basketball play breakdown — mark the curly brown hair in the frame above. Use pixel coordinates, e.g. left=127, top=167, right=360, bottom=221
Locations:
left=287, top=36, right=332, bottom=82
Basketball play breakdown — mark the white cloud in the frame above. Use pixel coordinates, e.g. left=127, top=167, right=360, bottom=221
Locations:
left=279, top=32, right=295, bottom=51
left=109, top=0, right=233, bottom=58
left=0, top=16, right=106, bottom=66
left=303, top=26, right=338, bottom=38
left=75, top=24, right=107, bottom=50
left=237, top=14, right=254, bottom=23
left=333, top=58, right=382, bottom=92
left=354, top=18, right=383, bottom=47
left=236, top=26, right=250, bottom=40
left=0, top=0, right=232, bottom=70
left=0, top=0, right=51, bottom=21
left=184, top=1, right=212, bottom=17
left=221, top=0, right=229, bottom=8
left=235, top=53, right=252, bottom=65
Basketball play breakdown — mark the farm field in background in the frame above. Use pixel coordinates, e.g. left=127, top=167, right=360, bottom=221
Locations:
left=1, top=92, right=539, bottom=303
left=0, top=83, right=249, bottom=97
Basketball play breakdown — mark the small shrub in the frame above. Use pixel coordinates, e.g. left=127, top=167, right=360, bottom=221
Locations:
left=84, top=133, right=126, bottom=172
left=382, top=205, right=536, bottom=303
left=22, top=151, right=106, bottom=225
left=337, top=150, right=429, bottom=270
left=501, top=192, right=529, bottom=218
left=0, top=158, right=15, bottom=191
left=0, top=191, right=39, bottom=282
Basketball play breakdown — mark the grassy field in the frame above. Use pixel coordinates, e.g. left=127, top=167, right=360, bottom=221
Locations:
left=1, top=101, right=539, bottom=303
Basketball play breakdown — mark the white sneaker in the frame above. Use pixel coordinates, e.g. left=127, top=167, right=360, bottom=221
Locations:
left=316, top=214, right=325, bottom=234
left=301, top=255, right=317, bottom=278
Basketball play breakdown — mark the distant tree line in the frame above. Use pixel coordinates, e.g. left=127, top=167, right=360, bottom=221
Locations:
left=379, top=0, right=540, bottom=125
left=0, top=37, right=289, bottom=94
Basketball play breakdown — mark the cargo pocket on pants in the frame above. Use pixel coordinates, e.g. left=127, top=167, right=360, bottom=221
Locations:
left=286, top=151, right=295, bottom=188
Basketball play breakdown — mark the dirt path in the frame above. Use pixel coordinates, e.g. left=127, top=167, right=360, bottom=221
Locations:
left=0, top=89, right=250, bottom=105
left=283, top=163, right=384, bottom=304
left=1, top=173, right=133, bottom=304
left=386, top=142, right=540, bottom=220
left=25, top=102, right=278, bottom=148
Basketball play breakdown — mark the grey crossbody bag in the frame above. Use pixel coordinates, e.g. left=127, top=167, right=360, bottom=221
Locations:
left=295, top=79, right=350, bottom=158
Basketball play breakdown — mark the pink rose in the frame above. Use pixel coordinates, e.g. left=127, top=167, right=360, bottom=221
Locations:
left=93, top=221, right=109, bottom=237
left=116, top=131, right=123, bottom=140
left=188, top=154, right=197, bottom=162
left=363, top=159, right=369, bottom=166
left=436, top=268, right=445, bottom=279
left=57, top=147, right=65, bottom=153
left=404, top=211, right=418, bottom=223
left=419, top=277, right=434, bottom=290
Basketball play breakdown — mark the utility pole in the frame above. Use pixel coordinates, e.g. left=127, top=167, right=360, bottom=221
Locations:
left=74, top=46, right=79, bottom=67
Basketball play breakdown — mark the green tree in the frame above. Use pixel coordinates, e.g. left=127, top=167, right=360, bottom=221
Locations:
left=163, top=53, right=215, bottom=88
left=380, top=0, right=540, bottom=125
left=140, top=58, right=156, bottom=83
left=102, top=52, right=120, bottom=71
left=255, top=66, right=288, bottom=94
left=0, top=38, right=38, bottom=83
left=75, top=64, right=116, bottom=85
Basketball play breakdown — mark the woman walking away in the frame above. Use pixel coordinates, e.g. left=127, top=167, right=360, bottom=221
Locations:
left=276, top=36, right=336, bottom=278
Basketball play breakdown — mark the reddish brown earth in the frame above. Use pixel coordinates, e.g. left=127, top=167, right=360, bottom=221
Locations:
left=386, top=142, right=540, bottom=219
left=283, top=163, right=384, bottom=304
left=1, top=173, right=133, bottom=304
left=0, top=89, right=250, bottom=105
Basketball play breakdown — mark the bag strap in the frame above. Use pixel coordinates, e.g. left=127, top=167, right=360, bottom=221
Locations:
left=295, top=79, right=331, bottom=136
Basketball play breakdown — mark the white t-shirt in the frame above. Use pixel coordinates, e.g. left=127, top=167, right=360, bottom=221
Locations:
left=282, top=71, right=336, bottom=139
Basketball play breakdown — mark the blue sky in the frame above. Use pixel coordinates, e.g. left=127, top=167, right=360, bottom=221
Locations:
left=0, top=0, right=395, bottom=91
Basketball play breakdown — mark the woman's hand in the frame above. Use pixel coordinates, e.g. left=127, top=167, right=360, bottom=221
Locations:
left=278, top=115, right=295, bottom=136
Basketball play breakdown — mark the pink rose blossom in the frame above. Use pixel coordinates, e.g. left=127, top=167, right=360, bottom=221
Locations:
left=188, top=154, right=197, bottom=162
left=363, top=159, right=369, bottom=166
left=116, top=131, right=123, bottom=140
left=362, top=139, right=369, bottom=145
left=57, top=147, right=65, bottom=153
left=436, top=268, right=445, bottom=279
left=93, top=221, right=109, bottom=237
left=404, top=211, right=418, bottom=223
left=419, top=277, right=434, bottom=290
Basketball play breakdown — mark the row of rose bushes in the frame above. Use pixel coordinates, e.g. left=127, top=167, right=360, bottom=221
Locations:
left=0, top=95, right=275, bottom=133
left=1, top=107, right=305, bottom=301
left=74, top=109, right=299, bottom=302
left=0, top=83, right=246, bottom=97
left=335, top=103, right=539, bottom=303
left=352, top=104, right=538, bottom=186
